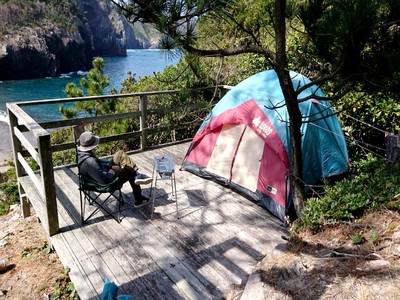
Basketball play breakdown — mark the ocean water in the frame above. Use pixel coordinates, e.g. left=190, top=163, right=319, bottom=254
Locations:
left=0, top=49, right=180, bottom=123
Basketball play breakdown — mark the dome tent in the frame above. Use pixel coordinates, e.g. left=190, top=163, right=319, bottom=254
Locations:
left=181, top=70, right=349, bottom=221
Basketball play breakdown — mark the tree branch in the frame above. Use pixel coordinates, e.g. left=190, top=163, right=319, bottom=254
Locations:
left=183, top=44, right=276, bottom=62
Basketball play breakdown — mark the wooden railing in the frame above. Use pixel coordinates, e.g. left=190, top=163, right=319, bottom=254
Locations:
left=7, top=86, right=231, bottom=237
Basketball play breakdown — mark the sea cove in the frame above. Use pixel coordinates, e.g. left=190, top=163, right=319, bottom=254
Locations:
left=0, top=49, right=180, bottom=122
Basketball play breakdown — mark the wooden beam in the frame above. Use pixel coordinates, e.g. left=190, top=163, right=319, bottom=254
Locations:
left=17, top=152, right=43, bottom=197
left=14, top=126, right=40, bottom=163
left=38, top=134, right=59, bottom=236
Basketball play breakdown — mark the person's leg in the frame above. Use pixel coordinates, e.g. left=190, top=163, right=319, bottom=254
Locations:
left=135, top=172, right=153, bottom=185
left=115, top=167, right=148, bottom=205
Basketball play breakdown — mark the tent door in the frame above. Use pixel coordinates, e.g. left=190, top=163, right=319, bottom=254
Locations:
left=231, top=126, right=264, bottom=192
left=206, top=124, right=245, bottom=179
left=206, top=124, right=263, bottom=192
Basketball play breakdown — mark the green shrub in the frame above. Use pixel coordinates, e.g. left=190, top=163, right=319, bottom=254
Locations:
left=335, top=90, right=400, bottom=161
left=49, top=267, right=80, bottom=300
left=0, top=166, right=19, bottom=215
left=297, top=155, right=400, bottom=232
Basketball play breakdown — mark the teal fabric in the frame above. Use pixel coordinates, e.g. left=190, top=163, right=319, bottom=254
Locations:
left=79, top=175, right=121, bottom=192
left=100, top=278, right=117, bottom=300
left=198, top=69, right=349, bottom=185
left=99, top=278, right=135, bottom=300
left=188, top=70, right=349, bottom=219
left=117, top=295, right=135, bottom=300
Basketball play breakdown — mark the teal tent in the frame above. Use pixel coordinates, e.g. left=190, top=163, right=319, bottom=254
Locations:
left=182, top=70, right=349, bottom=220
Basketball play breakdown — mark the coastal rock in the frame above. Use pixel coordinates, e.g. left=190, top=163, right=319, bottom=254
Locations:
left=124, top=18, right=144, bottom=49
left=77, top=0, right=143, bottom=56
left=0, top=0, right=151, bottom=80
left=0, top=22, right=93, bottom=80
left=0, top=1, right=94, bottom=80
left=0, top=2, right=92, bottom=80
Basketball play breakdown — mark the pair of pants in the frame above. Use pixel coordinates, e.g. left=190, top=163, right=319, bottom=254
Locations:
left=115, top=166, right=143, bottom=204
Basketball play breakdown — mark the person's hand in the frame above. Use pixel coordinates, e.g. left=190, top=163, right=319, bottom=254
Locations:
left=111, top=165, right=121, bottom=172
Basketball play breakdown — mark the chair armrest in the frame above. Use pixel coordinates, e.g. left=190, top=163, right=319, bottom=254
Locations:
left=79, top=174, right=122, bottom=192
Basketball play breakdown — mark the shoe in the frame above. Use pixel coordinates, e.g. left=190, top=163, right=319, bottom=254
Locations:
left=135, top=173, right=153, bottom=185
left=134, top=197, right=150, bottom=208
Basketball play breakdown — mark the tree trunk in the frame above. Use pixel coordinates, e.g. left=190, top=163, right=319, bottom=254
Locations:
left=274, top=0, right=305, bottom=218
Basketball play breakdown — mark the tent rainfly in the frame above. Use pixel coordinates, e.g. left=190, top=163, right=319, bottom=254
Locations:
left=181, top=70, right=349, bottom=221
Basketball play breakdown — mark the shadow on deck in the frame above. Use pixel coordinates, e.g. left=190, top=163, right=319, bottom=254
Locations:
left=50, top=142, right=288, bottom=299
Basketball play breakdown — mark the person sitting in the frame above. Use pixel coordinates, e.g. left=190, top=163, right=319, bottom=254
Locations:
left=77, top=131, right=152, bottom=208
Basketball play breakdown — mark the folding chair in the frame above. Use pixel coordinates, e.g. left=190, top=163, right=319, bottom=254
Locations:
left=73, top=123, right=124, bottom=224
left=150, top=156, right=178, bottom=219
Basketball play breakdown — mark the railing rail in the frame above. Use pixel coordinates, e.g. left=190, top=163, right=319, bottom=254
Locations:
left=6, top=86, right=232, bottom=237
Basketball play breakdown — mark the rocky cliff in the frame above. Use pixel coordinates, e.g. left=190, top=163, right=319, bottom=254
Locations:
left=76, top=0, right=143, bottom=56
left=0, top=0, right=149, bottom=80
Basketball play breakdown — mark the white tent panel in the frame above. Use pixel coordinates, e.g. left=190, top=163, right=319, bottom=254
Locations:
left=206, top=124, right=245, bottom=179
left=231, top=127, right=264, bottom=192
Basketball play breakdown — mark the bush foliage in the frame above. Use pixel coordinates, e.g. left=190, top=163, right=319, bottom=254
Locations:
left=0, top=164, right=19, bottom=215
left=298, top=155, right=400, bottom=231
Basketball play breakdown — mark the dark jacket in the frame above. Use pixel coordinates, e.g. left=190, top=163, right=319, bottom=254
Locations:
left=77, top=150, right=114, bottom=185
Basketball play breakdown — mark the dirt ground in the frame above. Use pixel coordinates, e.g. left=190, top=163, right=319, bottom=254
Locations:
left=227, top=210, right=400, bottom=300
left=1, top=204, right=400, bottom=300
left=0, top=206, right=65, bottom=299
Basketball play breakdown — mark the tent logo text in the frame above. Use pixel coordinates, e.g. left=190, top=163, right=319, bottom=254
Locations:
left=252, top=116, right=272, bottom=138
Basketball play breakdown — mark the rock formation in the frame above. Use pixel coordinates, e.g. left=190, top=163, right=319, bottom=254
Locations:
left=76, top=0, right=143, bottom=56
left=0, top=0, right=150, bottom=80
left=0, top=18, right=93, bottom=80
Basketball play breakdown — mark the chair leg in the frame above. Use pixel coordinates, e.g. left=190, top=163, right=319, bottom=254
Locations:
left=117, top=190, right=123, bottom=222
left=80, top=189, right=85, bottom=224
left=150, top=176, right=158, bottom=220
left=81, top=190, right=123, bottom=224
left=173, top=173, right=178, bottom=219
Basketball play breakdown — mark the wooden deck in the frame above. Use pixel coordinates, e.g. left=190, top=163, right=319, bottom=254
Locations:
left=49, top=142, right=288, bottom=300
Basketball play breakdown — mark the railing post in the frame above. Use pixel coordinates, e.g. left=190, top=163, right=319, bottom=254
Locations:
left=139, top=95, right=148, bottom=150
left=38, top=134, right=59, bottom=236
left=8, top=109, right=31, bottom=218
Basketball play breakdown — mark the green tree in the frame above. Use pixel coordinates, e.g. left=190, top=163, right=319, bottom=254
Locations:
left=60, top=57, right=115, bottom=117
left=298, top=0, right=400, bottom=93
left=112, top=0, right=400, bottom=218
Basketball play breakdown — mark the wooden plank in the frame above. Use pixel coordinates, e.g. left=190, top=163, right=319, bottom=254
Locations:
left=120, top=214, right=213, bottom=300
left=18, top=176, right=47, bottom=233
left=54, top=167, right=184, bottom=299
left=135, top=230, right=211, bottom=299
left=38, top=134, right=59, bottom=236
left=17, top=153, right=43, bottom=196
left=50, top=211, right=103, bottom=299
left=52, top=173, right=112, bottom=299
left=151, top=217, right=243, bottom=293
left=150, top=186, right=275, bottom=293
left=146, top=197, right=253, bottom=296
left=53, top=169, right=81, bottom=223
left=202, top=181, right=288, bottom=242
left=186, top=187, right=284, bottom=250
left=54, top=168, right=177, bottom=299
left=14, top=126, right=40, bottom=163
left=6, top=103, right=47, bottom=137
left=154, top=177, right=280, bottom=287
left=50, top=227, right=99, bottom=300
left=95, top=215, right=183, bottom=300
left=120, top=201, right=220, bottom=298
left=43, top=142, right=289, bottom=300
left=173, top=209, right=250, bottom=286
